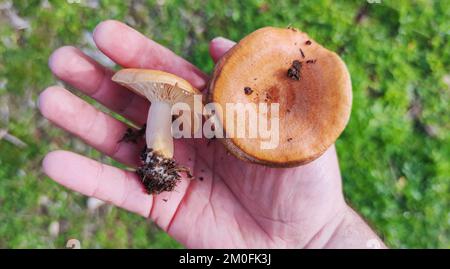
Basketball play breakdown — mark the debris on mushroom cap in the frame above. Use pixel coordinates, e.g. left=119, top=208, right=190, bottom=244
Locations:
left=112, top=69, right=200, bottom=105
left=208, top=27, right=352, bottom=167
left=287, top=60, right=302, bottom=81
left=244, top=86, right=253, bottom=95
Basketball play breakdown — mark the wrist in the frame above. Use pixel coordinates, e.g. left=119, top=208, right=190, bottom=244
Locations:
left=323, top=205, right=386, bottom=249
left=303, top=202, right=347, bottom=248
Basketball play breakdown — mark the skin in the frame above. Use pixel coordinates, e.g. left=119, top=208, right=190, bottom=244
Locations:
left=39, top=20, right=385, bottom=249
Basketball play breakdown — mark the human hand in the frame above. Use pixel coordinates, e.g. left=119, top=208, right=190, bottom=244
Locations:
left=39, top=20, right=383, bottom=248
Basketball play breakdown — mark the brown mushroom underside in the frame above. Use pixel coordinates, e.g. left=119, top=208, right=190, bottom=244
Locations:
left=208, top=27, right=352, bottom=167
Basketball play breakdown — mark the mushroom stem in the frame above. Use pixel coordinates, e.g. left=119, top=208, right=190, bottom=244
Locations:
left=146, top=101, right=174, bottom=158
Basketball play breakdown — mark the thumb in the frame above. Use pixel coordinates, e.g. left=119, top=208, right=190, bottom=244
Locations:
left=209, top=37, right=236, bottom=63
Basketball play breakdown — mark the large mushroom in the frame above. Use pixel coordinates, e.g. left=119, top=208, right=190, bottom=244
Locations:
left=208, top=27, right=352, bottom=167
left=112, top=69, right=200, bottom=194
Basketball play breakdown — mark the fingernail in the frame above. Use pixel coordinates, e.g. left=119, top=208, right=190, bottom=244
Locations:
left=212, top=36, right=235, bottom=45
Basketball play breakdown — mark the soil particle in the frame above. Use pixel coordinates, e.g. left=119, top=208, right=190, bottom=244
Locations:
left=244, top=86, right=253, bottom=95
left=287, top=60, right=302, bottom=81
left=119, top=124, right=146, bottom=143
left=300, top=48, right=305, bottom=58
left=287, top=25, right=297, bottom=31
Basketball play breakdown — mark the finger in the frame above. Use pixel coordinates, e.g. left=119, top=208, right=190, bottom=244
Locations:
left=93, top=20, right=208, bottom=90
left=43, top=150, right=152, bottom=217
left=209, top=37, right=236, bottom=63
left=49, top=46, right=148, bottom=125
left=39, top=86, right=143, bottom=166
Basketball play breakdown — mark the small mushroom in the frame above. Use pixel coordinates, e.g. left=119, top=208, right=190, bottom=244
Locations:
left=112, top=69, right=200, bottom=194
left=208, top=27, right=352, bottom=167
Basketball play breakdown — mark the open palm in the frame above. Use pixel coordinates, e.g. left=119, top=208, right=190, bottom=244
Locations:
left=40, top=20, right=352, bottom=248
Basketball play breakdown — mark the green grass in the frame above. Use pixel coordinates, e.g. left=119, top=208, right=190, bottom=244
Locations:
left=0, top=0, right=449, bottom=248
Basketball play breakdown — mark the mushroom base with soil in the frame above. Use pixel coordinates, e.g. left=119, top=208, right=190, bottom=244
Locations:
left=119, top=126, right=192, bottom=194
left=137, top=148, right=192, bottom=194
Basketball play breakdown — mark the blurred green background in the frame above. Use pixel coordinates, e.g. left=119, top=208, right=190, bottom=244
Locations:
left=0, top=0, right=449, bottom=248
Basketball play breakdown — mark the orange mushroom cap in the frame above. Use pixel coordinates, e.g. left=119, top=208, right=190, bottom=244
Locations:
left=208, top=27, right=352, bottom=167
